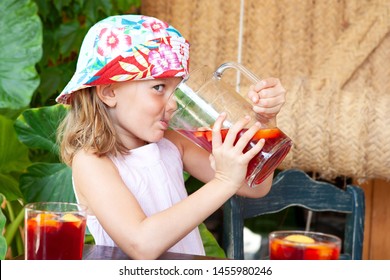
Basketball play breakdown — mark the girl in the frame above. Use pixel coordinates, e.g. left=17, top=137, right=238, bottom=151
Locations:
left=57, top=14, right=286, bottom=259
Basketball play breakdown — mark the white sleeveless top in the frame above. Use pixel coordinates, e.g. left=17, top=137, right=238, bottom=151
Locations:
left=74, top=138, right=205, bottom=256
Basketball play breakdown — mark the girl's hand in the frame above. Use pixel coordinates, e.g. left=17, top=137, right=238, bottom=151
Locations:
left=247, top=77, right=286, bottom=125
left=209, top=113, right=265, bottom=190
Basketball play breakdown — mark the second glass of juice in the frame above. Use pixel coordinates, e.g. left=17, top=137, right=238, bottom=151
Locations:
left=25, top=202, right=87, bottom=260
left=269, top=230, right=341, bottom=260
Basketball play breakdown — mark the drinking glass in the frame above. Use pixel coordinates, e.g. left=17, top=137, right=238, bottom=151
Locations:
left=25, top=202, right=87, bottom=260
left=269, top=230, right=341, bottom=260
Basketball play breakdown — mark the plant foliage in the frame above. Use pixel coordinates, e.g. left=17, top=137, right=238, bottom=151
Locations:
left=0, top=0, right=225, bottom=260
left=0, top=0, right=42, bottom=111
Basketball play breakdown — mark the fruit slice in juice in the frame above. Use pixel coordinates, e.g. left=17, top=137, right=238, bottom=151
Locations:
left=62, top=213, right=83, bottom=227
left=284, top=234, right=315, bottom=243
left=177, top=127, right=292, bottom=186
left=33, top=213, right=60, bottom=228
left=192, top=128, right=281, bottom=145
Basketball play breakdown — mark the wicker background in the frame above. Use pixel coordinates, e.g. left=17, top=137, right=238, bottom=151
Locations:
left=141, top=0, right=390, bottom=181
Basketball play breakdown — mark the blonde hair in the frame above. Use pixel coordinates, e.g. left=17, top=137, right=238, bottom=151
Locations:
left=57, top=87, right=128, bottom=166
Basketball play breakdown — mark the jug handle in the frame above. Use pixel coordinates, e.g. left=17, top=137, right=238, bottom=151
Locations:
left=214, top=62, right=276, bottom=128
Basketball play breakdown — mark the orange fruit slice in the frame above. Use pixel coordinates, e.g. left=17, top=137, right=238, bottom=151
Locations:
left=62, top=213, right=80, bottom=222
left=194, top=128, right=281, bottom=142
left=26, top=218, right=38, bottom=230
left=253, top=128, right=281, bottom=140
left=62, top=213, right=83, bottom=227
left=284, top=234, right=315, bottom=244
left=34, top=213, right=60, bottom=228
left=194, top=130, right=213, bottom=142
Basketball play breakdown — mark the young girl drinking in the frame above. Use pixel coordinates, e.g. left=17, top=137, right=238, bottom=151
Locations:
left=56, top=14, right=286, bottom=259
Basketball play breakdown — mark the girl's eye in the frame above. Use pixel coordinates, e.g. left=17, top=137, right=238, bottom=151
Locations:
left=153, top=84, right=165, bottom=93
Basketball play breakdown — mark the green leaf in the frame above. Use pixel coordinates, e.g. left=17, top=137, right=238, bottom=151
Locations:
left=37, top=61, right=77, bottom=105
left=52, top=0, right=74, bottom=12
left=20, top=162, right=74, bottom=203
left=84, top=0, right=113, bottom=24
left=199, top=223, right=226, bottom=258
left=185, top=175, right=203, bottom=194
left=36, top=66, right=64, bottom=104
left=58, top=21, right=86, bottom=57
left=34, top=0, right=51, bottom=20
left=0, top=0, right=42, bottom=109
left=0, top=174, right=23, bottom=202
left=14, top=105, right=68, bottom=155
left=0, top=115, right=30, bottom=174
left=0, top=195, right=7, bottom=260
left=113, top=0, right=142, bottom=11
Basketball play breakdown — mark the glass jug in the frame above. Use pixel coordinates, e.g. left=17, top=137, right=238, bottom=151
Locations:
left=169, top=62, right=292, bottom=188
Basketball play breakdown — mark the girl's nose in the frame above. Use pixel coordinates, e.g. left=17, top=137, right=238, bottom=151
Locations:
left=165, top=92, right=178, bottom=113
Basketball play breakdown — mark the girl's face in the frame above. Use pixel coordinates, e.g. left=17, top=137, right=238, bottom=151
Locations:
left=106, top=77, right=181, bottom=149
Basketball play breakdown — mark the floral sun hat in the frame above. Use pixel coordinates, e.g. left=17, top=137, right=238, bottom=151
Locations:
left=56, top=14, right=190, bottom=104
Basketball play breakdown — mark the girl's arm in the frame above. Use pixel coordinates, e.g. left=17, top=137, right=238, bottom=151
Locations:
left=72, top=114, right=263, bottom=260
left=165, top=129, right=273, bottom=198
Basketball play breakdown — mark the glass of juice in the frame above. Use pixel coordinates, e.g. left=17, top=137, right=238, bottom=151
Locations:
left=25, top=202, right=87, bottom=260
left=269, top=230, right=341, bottom=260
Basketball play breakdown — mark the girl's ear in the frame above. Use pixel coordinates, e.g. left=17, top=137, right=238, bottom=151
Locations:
left=96, top=85, right=117, bottom=107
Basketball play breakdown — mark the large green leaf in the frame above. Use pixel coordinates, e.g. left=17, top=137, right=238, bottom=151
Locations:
left=15, top=104, right=73, bottom=203
left=58, top=20, right=86, bottom=57
left=14, top=105, right=68, bottom=155
left=37, top=61, right=76, bottom=105
left=20, top=162, right=74, bottom=203
left=0, top=174, right=23, bottom=202
left=199, top=223, right=226, bottom=258
left=0, top=0, right=42, bottom=110
left=0, top=195, right=7, bottom=260
left=83, top=0, right=113, bottom=25
left=0, top=115, right=30, bottom=174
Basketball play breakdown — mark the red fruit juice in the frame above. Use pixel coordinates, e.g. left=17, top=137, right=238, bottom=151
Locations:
left=177, top=127, right=292, bottom=186
left=25, top=213, right=86, bottom=260
left=269, top=237, right=341, bottom=260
